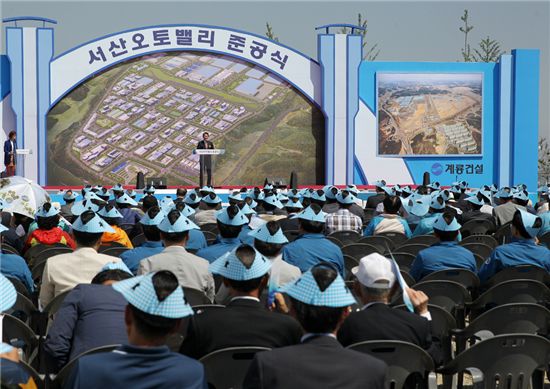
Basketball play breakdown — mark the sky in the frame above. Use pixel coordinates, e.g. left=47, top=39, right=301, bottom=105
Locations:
left=1, top=0, right=549, bottom=137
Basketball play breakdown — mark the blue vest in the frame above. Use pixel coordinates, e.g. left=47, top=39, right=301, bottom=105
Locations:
left=186, top=229, right=208, bottom=251
left=410, top=241, right=477, bottom=281
left=120, top=241, right=164, bottom=274
left=282, top=233, right=345, bottom=277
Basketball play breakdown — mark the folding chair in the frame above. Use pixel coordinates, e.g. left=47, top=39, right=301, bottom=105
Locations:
left=1, top=243, right=20, bottom=255
left=377, top=232, right=408, bottom=248
left=493, top=222, right=512, bottom=245
left=2, top=314, right=40, bottom=364
left=357, top=235, right=396, bottom=253
left=200, top=346, right=271, bottom=389
left=130, top=233, right=146, bottom=247
left=202, top=230, right=218, bottom=245
left=343, top=255, right=359, bottom=279
left=390, top=252, right=417, bottom=272
left=283, top=230, right=301, bottom=243
left=200, top=223, right=219, bottom=235
left=538, top=231, right=550, bottom=247
left=29, top=246, right=73, bottom=268
left=6, top=292, right=38, bottom=324
left=347, top=340, right=437, bottom=389
left=438, top=334, right=550, bottom=389
left=6, top=276, right=32, bottom=299
left=413, top=280, right=471, bottom=327
left=420, top=269, right=480, bottom=297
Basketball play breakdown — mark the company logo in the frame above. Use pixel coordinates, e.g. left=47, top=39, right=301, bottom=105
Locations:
left=431, top=163, right=443, bottom=176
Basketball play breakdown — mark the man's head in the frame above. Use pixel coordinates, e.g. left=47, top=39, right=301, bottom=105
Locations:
left=210, top=244, right=271, bottom=298
left=202, top=132, right=209, bottom=141
left=336, top=190, right=356, bottom=210
left=72, top=210, right=115, bottom=250
left=428, top=195, right=446, bottom=214
left=8, top=131, right=16, bottom=141
left=432, top=212, right=461, bottom=242
left=352, top=253, right=396, bottom=304
left=513, top=190, right=530, bottom=207
left=374, top=180, right=386, bottom=194
left=35, top=202, right=61, bottom=231
left=466, top=194, right=484, bottom=211
left=217, top=205, right=248, bottom=238
left=92, top=264, right=133, bottom=285
left=140, top=206, right=163, bottom=242
left=176, top=188, right=187, bottom=199
left=202, top=192, right=222, bottom=210
left=158, top=209, right=198, bottom=246
left=511, top=209, right=542, bottom=240
left=141, top=195, right=159, bottom=213
left=113, top=271, right=194, bottom=346
left=98, top=204, right=123, bottom=226
left=285, top=264, right=355, bottom=334
left=297, top=203, right=325, bottom=234
left=252, top=221, right=288, bottom=257
left=383, top=195, right=402, bottom=215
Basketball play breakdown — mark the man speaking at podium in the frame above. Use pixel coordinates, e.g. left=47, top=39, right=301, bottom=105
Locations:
left=197, top=131, right=214, bottom=187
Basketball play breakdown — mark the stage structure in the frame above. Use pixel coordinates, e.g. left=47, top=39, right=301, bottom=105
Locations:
left=0, top=17, right=540, bottom=190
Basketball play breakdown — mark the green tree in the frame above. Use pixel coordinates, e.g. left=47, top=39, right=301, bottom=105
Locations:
left=339, top=13, right=380, bottom=61
left=472, top=36, right=505, bottom=62
left=459, top=9, right=474, bottom=62
left=265, top=22, right=279, bottom=42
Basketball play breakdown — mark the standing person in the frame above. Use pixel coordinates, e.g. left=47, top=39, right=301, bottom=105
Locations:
left=197, top=131, right=214, bottom=187
left=243, top=264, right=387, bottom=389
left=3, top=130, right=17, bottom=177
left=64, top=271, right=206, bottom=388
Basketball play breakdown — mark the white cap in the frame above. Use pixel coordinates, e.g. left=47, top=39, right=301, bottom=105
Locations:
left=351, top=253, right=396, bottom=289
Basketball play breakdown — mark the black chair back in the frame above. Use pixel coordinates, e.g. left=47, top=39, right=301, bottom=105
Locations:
left=347, top=340, right=436, bottom=389
left=390, top=252, right=417, bottom=272
left=357, top=235, right=395, bottom=253
left=484, top=265, right=550, bottom=288
left=328, top=230, right=361, bottom=246
left=393, top=243, right=429, bottom=257
left=341, top=243, right=381, bottom=261
left=2, top=314, right=39, bottom=363
left=460, top=218, right=495, bottom=237
left=199, top=346, right=271, bottom=389
left=420, top=269, right=480, bottom=296
left=406, top=234, right=439, bottom=246
left=100, top=246, right=130, bottom=258
left=182, top=287, right=211, bottom=306
left=460, top=243, right=493, bottom=259
left=201, top=223, right=219, bottom=235
left=377, top=232, right=408, bottom=247
left=439, top=334, right=550, bottom=389
left=283, top=230, right=301, bottom=243
left=130, top=233, right=146, bottom=247
left=459, top=234, right=498, bottom=249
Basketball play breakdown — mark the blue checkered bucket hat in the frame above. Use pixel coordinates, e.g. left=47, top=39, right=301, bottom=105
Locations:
left=248, top=223, right=288, bottom=244
left=112, top=273, right=193, bottom=318
left=209, top=245, right=271, bottom=281
left=280, top=265, right=356, bottom=307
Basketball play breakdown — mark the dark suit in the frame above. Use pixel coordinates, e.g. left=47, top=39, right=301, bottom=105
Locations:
left=338, top=303, right=442, bottom=366
left=243, top=335, right=387, bottom=389
left=366, top=193, right=385, bottom=209
left=179, top=298, right=302, bottom=359
left=3, top=139, right=16, bottom=175
left=197, top=139, right=214, bottom=186
left=44, top=284, right=128, bottom=371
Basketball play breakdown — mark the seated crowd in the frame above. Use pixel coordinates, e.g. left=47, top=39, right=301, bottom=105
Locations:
left=0, top=180, right=549, bottom=388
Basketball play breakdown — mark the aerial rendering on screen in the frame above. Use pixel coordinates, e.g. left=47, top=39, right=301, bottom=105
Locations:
left=377, top=72, right=482, bottom=156
left=47, top=51, right=324, bottom=186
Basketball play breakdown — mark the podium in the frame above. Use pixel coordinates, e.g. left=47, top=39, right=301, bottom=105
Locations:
left=193, top=149, right=225, bottom=187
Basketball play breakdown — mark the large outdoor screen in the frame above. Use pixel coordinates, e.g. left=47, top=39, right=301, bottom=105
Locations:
left=377, top=72, right=482, bottom=156
left=47, top=51, right=324, bottom=186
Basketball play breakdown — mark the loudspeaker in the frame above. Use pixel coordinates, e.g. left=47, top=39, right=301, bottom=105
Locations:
left=422, top=172, right=430, bottom=187
left=290, top=171, right=298, bottom=189
left=136, top=172, right=145, bottom=189
left=147, top=177, right=168, bottom=189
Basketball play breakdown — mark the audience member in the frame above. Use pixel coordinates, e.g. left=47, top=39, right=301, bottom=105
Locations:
left=65, top=271, right=206, bottom=388
left=196, top=205, right=248, bottom=263
left=98, top=204, right=133, bottom=248
left=325, top=190, right=363, bottom=234
left=492, top=188, right=520, bottom=226
left=364, top=196, right=412, bottom=237
left=339, top=253, right=442, bottom=365
left=60, top=190, right=78, bottom=220
left=39, top=211, right=122, bottom=308
left=411, top=195, right=447, bottom=236
left=479, top=209, right=550, bottom=282
left=44, top=262, right=133, bottom=371
left=243, top=264, right=387, bottom=389
left=180, top=244, right=302, bottom=358
left=282, top=204, right=345, bottom=277
left=365, top=180, right=386, bottom=209
left=410, top=213, right=476, bottom=281
left=120, top=206, right=164, bottom=274
left=116, top=193, right=141, bottom=226
left=322, top=185, right=340, bottom=214
left=0, top=223, right=34, bottom=293
left=24, top=203, right=76, bottom=251
left=194, top=192, right=222, bottom=226
left=138, top=210, right=214, bottom=301
left=257, top=193, right=287, bottom=222
left=461, top=194, right=496, bottom=226
left=172, top=201, right=208, bottom=251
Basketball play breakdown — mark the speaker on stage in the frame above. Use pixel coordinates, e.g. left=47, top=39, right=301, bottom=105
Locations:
left=136, top=172, right=145, bottom=189
left=147, top=177, right=168, bottom=189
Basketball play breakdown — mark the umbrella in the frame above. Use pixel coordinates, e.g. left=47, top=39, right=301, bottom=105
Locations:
left=0, top=176, right=50, bottom=218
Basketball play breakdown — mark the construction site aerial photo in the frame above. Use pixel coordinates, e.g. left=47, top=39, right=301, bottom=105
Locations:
left=377, top=72, right=482, bottom=156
